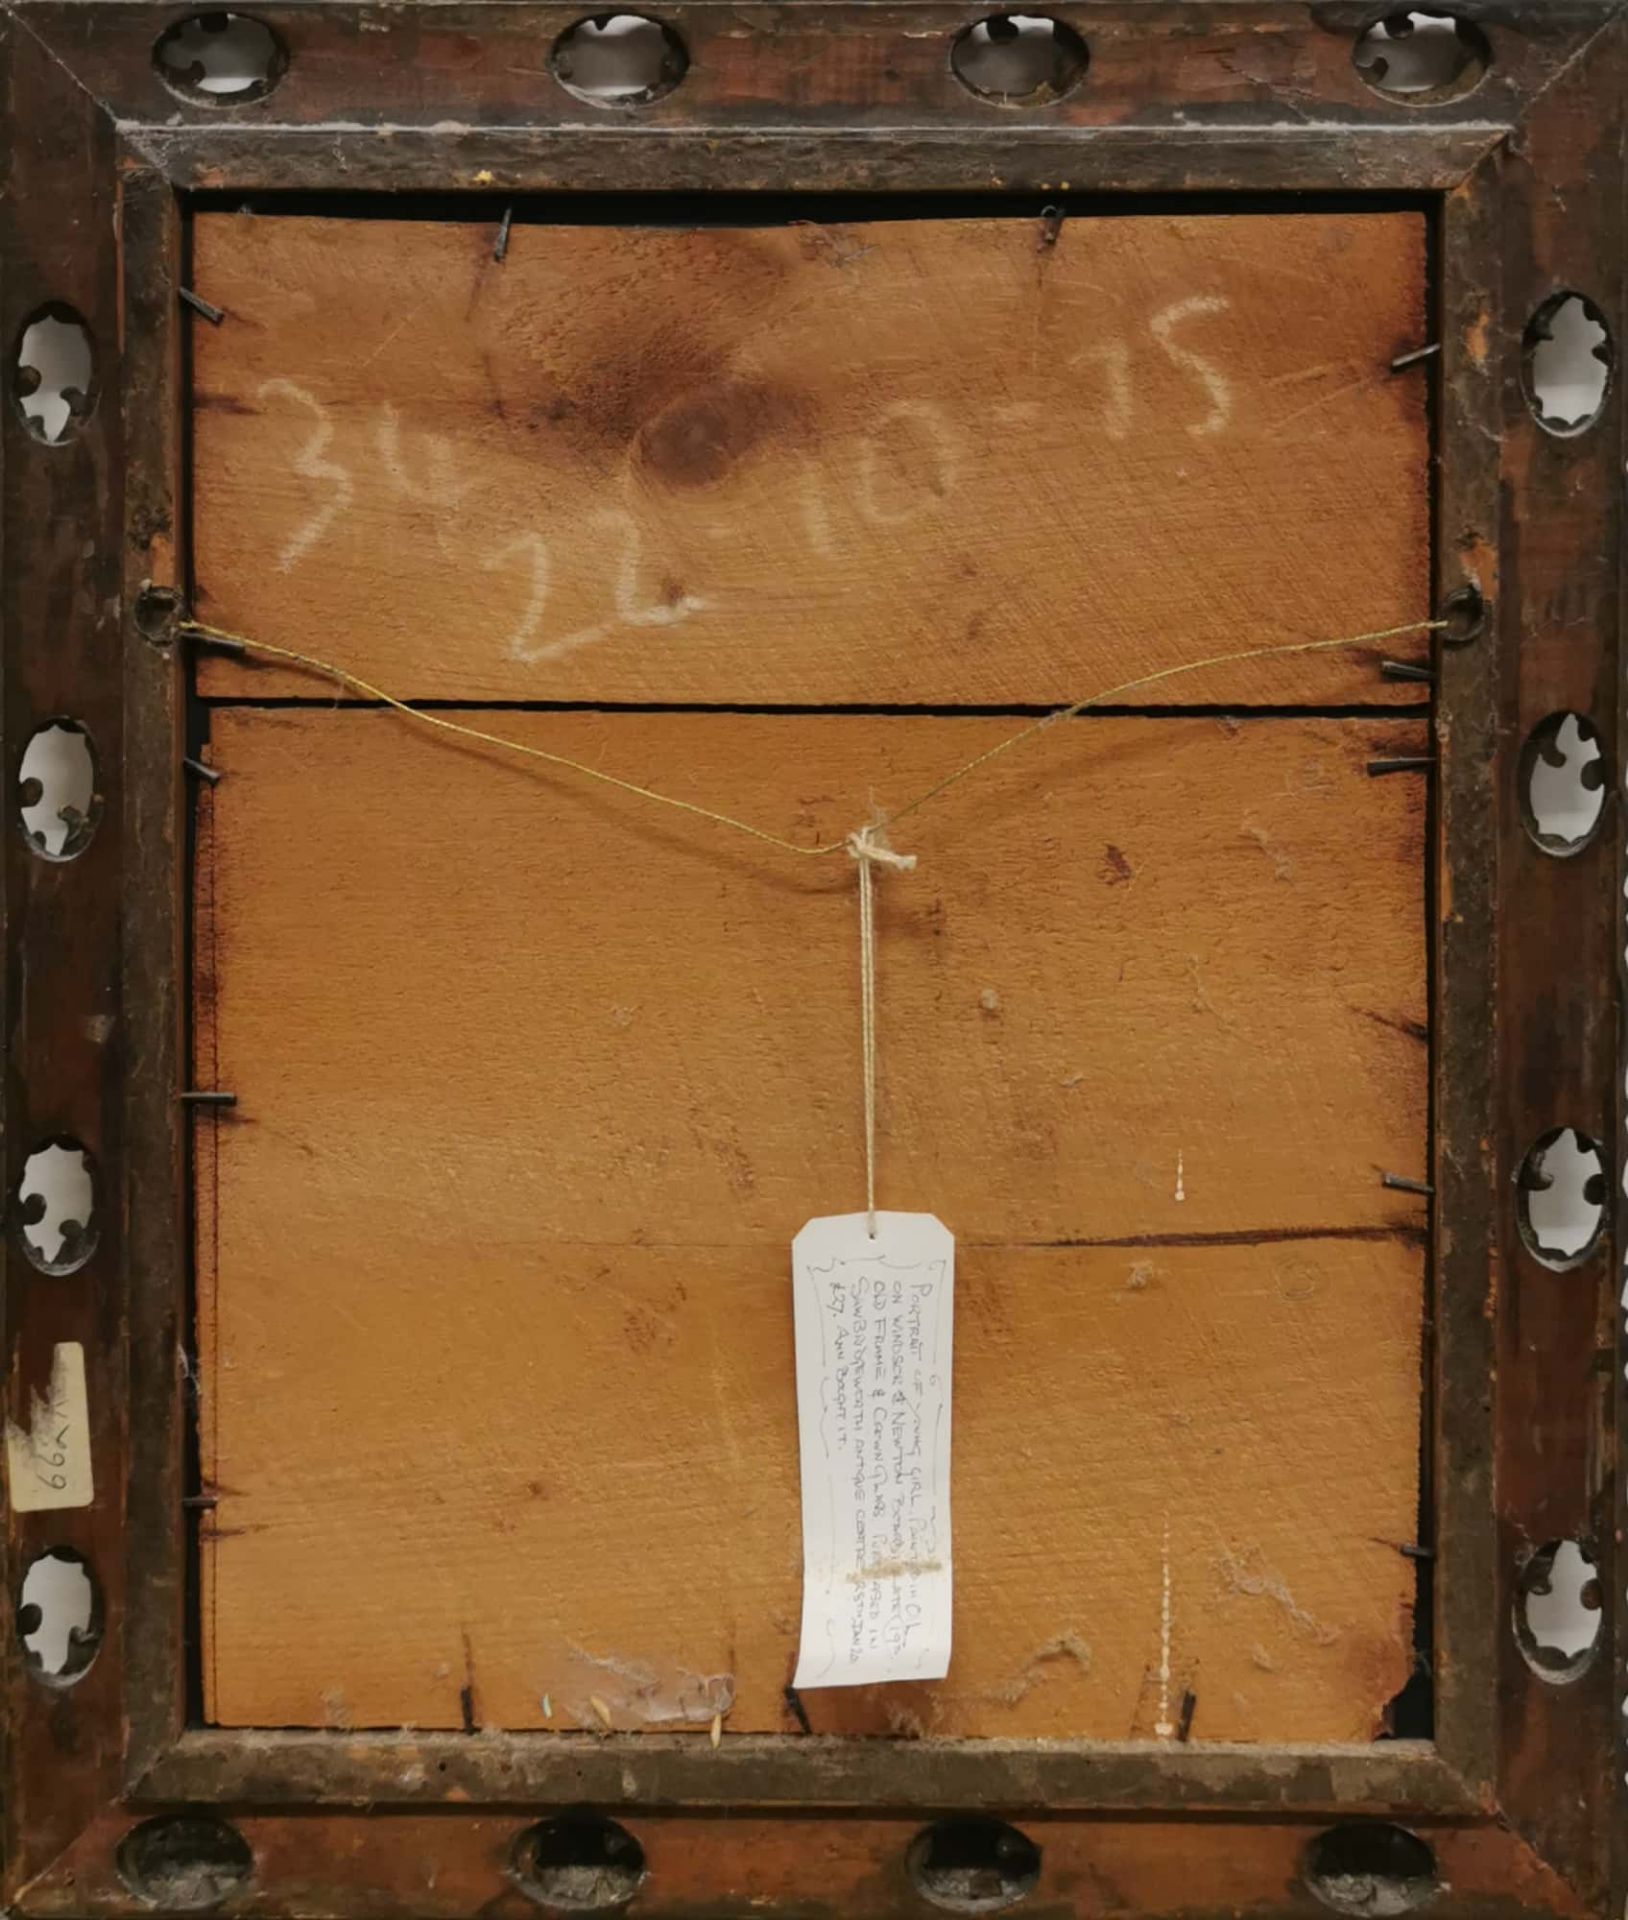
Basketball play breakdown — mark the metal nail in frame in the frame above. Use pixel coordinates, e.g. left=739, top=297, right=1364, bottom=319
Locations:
left=1, top=2, right=1621, bottom=1914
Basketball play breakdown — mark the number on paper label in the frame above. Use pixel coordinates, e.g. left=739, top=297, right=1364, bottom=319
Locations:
left=6, top=1342, right=93, bottom=1513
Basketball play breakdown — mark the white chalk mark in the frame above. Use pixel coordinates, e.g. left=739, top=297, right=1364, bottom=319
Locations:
left=1155, top=1516, right=1175, bottom=1739
left=488, top=532, right=558, bottom=664
left=610, top=513, right=707, bottom=629
left=1150, top=296, right=1234, bottom=437
left=258, top=379, right=354, bottom=572
left=1175, top=1150, right=1186, bottom=1203
left=505, top=510, right=704, bottom=667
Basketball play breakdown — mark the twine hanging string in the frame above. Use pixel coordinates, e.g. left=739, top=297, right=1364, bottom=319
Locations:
left=181, top=614, right=1444, bottom=1222
left=181, top=618, right=1443, bottom=859
left=846, top=825, right=918, bottom=1238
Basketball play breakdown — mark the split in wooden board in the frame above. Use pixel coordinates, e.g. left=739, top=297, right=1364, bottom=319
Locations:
left=194, top=708, right=1428, bottom=1740
left=191, top=209, right=1428, bottom=707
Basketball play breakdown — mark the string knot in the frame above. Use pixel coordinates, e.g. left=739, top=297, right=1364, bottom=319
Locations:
left=845, top=824, right=916, bottom=873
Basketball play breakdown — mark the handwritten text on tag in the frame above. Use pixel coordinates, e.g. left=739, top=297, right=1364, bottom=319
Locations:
left=792, top=1211, right=953, bottom=1689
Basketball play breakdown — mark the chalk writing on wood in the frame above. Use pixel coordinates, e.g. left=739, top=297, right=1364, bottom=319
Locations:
left=257, top=377, right=353, bottom=573
left=195, top=215, right=1426, bottom=706
left=245, top=301, right=1240, bottom=664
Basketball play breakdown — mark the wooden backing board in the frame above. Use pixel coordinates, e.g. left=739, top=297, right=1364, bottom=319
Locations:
left=194, top=707, right=1427, bottom=1739
left=190, top=210, right=1429, bottom=707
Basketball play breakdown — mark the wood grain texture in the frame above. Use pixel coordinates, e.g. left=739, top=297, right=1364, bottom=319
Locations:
left=191, top=211, right=1428, bottom=706
left=195, top=708, right=1426, bottom=1737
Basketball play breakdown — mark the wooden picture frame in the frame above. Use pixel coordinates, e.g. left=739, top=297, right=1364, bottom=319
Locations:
left=1, top=1, right=1622, bottom=1913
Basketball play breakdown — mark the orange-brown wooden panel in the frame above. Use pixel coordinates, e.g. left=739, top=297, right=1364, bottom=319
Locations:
left=196, top=1235, right=1419, bottom=1742
left=194, top=708, right=1425, bottom=1738
left=191, top=211, right=1428, bottom=706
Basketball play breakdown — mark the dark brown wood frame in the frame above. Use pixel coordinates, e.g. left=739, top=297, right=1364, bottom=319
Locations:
left=2, top=2, right=1622, bottom=1913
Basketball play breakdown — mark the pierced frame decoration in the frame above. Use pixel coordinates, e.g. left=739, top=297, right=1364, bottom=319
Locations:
left=1, top=2, right=1623, bottom=1914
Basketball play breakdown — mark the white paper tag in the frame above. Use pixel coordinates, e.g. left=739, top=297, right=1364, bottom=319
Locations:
left=6, top=1341, right=93, bottom=1512
left=792, top=1211, right=954, bottom=1689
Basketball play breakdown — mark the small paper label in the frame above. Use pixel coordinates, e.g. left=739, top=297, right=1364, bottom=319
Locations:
left=792, top=1211, right=953, bottom=1689
left=6, top=1342, right=93, bottom=1512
